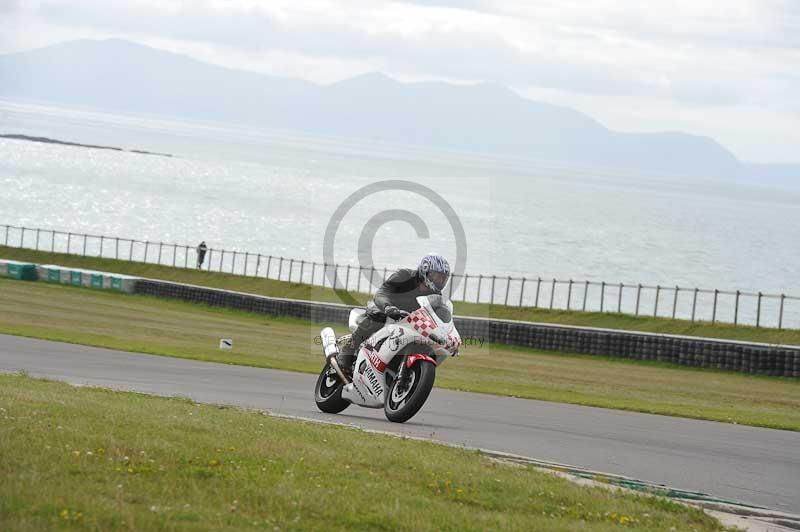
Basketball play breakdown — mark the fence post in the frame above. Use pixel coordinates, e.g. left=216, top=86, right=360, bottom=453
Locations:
left=217, top=250, right=223, bottom=272
left=207, top=249, right=212, bottom=270
left=778, top=294, right=785, bottom=330
left=157, top=241, right=163, bottom=264
left=100, top=235, right=105, bottom=257
left=35, top=228, right=40, bottom=250
left=370, top=267, right=376, bottom=290
left=266, top=256, right=273, bottom=279
left=345, top=265, right=351, bottom=291
left=476, top=275, right=483, bottom=303
left=233, top=252, right=239, bottom=275
left=20, top=226, right=25, bottom=247
left=50, top=230, right=56, bottom=252
left=535, top=277, right=542, bottom=308
left=618, top=283, right=624, bottom=313
left=635, top=284, right=642, bottom=315
left=277, top=257, right=283, bottom=280
left=144, top=241, right=149, bottom=262
left=653, top=285, right=660, bottom=317
left=462, top=274, right=469, bottom=301
left=117, top=238, right=121, bottom=260
left=756, top=292, right=762, bottom=328
left=712, top=289, right=719, bottom=324
left=567, top=279, right=573, bottom=310
left=600, top=281, right=606, bottom=312
left=504, top=276, right=511, bottom=306
left=449, top=273, right=455, bottom=299
left=357, top=266, right=363, bottom=293
left=582, top=281, right=589, bottom=311
left=129, top=240, right=135, bottom=261
left=288, top=258, right=295, bottom=282
left=255, top=254, right=262, bottom=276
left=672, top=286, right=679, bottom=319
left=82, top=234, right=87, bottom=256
left=490, top=275, right=496, bottom=304
left=66, top=232, right=72, bottom=253
left=519, top=277, right=526, bottom=307
left=299, top=260, right=305, bottom=284
left=691, top=288, right=698, bottom=322
left=184, top=245, right=189, bottom=268
left=549, top=278, right=556, bottom=309
left=310, top=261, right=316, bottom=285
left=734, top=290, right=740, bottom=326
left=334, top=264, right=340, bottom=289
left=3, top=225, right=7, bottom=246
left=243, top=252, right=249, bottom=275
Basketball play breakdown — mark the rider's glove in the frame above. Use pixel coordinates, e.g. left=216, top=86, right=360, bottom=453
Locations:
left=384, top=305, right=410, bottom=320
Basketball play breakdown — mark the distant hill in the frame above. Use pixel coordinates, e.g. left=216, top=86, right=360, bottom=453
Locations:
left=0, top=38, right=796, bottom=180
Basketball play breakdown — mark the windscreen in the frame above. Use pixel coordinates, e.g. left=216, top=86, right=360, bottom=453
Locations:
left=426, top=294, right=452, bottom=323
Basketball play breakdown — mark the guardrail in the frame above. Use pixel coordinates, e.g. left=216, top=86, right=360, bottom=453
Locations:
left=135, top=278, right=800, bottom=378
left=2, top=258, right=799, bottom=377
left=1, top=223, right=797, bottom=329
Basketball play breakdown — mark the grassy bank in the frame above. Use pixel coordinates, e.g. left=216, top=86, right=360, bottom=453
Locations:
left=0, top=374, right=729, bottom=531
left=2, top=278, right=799, bottom=431
left=3, top=246, right=799, bottom=346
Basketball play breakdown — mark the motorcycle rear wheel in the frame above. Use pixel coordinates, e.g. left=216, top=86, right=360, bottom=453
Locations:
left=384, top=360, right=435, bottom=423
left=314, top=362, right=350, bottom=414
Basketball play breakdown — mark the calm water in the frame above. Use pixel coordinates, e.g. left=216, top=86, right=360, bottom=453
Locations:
left=1, top=99, right=798, bottom=325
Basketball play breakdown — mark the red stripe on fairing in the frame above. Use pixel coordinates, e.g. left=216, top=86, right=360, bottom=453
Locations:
left=366, top=350, right=386, bottom=373
left=406, top=354, right=437, bottom=368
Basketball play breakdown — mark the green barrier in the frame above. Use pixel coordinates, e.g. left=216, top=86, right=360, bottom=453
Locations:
left=90, top=273, right=104, bottom=289
left=48, top=269, right=60, bottom=282
left=70, top=271, right=82, bottom=286
left=111, top=277, right=123, bottom=291
left=6, top=262, right=37, bottom=280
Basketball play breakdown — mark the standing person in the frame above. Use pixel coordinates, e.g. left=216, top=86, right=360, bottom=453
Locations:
left=196, top=241, right=208, bottom=269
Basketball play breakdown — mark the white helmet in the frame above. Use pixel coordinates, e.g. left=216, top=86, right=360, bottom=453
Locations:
left=417, top=254, right=450, bottom=292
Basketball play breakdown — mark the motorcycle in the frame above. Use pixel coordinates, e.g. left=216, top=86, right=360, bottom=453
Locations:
left=314, top=294, right=461, bottom=423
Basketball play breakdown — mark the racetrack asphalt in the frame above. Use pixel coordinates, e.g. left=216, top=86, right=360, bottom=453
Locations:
left=1, top=333, right=798, bottom=512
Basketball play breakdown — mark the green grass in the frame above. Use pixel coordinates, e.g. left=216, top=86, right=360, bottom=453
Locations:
left=3, top=246, right=799, bottom=345
left=2, top=278, right=799, bottom=431
left=0, top=374, right=730, bottom=531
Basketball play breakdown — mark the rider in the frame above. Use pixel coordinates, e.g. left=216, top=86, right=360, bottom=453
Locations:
left=336, top=254, right=451, bottom=372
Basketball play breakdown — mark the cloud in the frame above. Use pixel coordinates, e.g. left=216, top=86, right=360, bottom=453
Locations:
left=25, top=0, right=793, bottom=106
left=4, top=0, right=799, bottom=161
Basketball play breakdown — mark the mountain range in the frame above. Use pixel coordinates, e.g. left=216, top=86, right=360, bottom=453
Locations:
left=0, top=38, right=795, bottom=181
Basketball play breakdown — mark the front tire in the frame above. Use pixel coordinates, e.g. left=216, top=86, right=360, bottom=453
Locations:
left=384, top=360, right=436, bottom=423
left=314, top=363, right=350, bottom=414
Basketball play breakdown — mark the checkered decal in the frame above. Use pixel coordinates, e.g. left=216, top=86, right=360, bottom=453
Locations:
left=406, top=308, right=437, bottom=337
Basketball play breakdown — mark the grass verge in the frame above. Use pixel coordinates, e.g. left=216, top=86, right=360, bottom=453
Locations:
left=1, top=278, right=799, bottom=431
left=3, top=246, right=798, bottom=346
left=0, top=374, right=729, bottom=531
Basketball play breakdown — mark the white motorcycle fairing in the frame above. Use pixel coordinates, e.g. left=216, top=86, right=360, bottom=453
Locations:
left=340, top=326, right=394, bottom=408
left=340, top=297, right=461, bottom=408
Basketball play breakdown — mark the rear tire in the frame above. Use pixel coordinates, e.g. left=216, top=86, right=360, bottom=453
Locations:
left=314, top=363, right=350, bottom=414
left=384, top=360, right=436, bottom=423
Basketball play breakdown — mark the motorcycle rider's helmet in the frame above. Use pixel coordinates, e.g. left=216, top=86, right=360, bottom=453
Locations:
left=418, top=254, right=450, bottom=292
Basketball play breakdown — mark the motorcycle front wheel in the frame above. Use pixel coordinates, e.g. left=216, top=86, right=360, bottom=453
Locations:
left=314, top=362, right=350, bottom=414
left=384, top=360, right=436, bottom=423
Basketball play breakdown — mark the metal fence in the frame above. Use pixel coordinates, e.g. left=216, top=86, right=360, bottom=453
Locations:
left=1, top=223, right=797, bottom=330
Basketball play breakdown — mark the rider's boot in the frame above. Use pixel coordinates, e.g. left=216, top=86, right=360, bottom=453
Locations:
left=335, top=343, right=355, bottom=377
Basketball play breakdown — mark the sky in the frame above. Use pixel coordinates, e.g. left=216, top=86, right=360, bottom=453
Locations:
left=1, top=0, right=798, bottom=163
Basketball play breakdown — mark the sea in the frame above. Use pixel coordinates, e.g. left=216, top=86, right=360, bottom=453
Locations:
left=1, top=98, right=798, bottom=326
